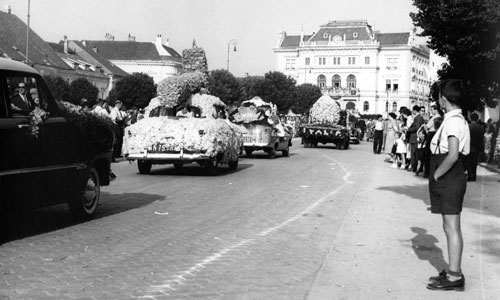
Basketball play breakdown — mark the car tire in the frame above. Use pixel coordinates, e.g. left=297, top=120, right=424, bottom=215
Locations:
left=282, top=147, right=289, bottom=157
left=228, top=157, right=238, bottom=170
left=267, top=146, right=277, bottom=159
left=70, top=167, right=100, bottom=219
left=205, top=159, right=219, bottom=175
left=245, top=149, right=253, bottom=157
left=173, top=163, right=183, bottom=169
left=138, top=160, right=152, bottom=174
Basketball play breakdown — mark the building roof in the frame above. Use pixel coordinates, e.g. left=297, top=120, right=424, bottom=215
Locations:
left=0, top=11, right=70, bottom=69
left=69, top=41, right=130, bottom=77
left=375, top=33, right=410, bottom=45
left=80, top=40, right=182, bottom=61
left=280, top=35, right=313, bottom=48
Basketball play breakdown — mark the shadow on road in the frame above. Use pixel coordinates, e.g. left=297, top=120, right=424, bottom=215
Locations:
left=1, top=191, right=163, bottom=244
left=149, top=163, right=253, bottom=176
left=377, top=184, right=430, bottom=205
left=409, top=227, right=447, bottom=273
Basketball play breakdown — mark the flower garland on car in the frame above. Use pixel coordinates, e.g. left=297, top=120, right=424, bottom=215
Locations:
left=29, top=106, right=49, bottom=137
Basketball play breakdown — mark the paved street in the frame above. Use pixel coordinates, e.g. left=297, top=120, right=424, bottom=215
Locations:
left=1, top=139, right=499, bottom=300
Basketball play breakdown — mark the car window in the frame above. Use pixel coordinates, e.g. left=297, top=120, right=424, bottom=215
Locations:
left=7, top=75, right=46, bottom=116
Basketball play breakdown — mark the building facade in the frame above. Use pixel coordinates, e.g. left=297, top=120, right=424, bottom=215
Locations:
left=273, top=20, right=431, bottom=115
left=81, top=35, right=183, bottom=83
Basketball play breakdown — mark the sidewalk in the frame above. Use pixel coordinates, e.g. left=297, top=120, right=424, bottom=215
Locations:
left=307, top=147, right=500, bottom=300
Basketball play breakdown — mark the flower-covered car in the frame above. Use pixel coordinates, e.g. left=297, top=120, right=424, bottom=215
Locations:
left=122, top=92, right=245, bottom=174
left=0, top=58, right=114, bottom=238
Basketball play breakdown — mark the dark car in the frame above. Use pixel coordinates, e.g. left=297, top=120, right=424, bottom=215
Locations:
left=0, top=59, right=114, bottom=238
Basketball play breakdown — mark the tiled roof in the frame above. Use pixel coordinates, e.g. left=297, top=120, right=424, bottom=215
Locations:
left=376, top=33, right=410, bottom=45
left=280, top=35, right=313, bottom=48
left=81, top=40, right=182, bottom=61
left=0, top=11, right=70, bottom=69
left=70, top=41, right=130, bottom=77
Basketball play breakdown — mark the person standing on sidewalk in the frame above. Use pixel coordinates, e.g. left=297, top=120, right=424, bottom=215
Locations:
left=464, top=113, right=485, bottom=181
left=423, top=103, right=444, bottom=178
left=427, top=79, right=470, bottom=291
left=406, top=105, right=426, bottom=173
left=372, top=115, right=384, bottom=154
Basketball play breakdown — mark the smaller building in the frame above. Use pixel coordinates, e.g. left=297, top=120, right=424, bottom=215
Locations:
left=81, top=35, right=183, bottom=83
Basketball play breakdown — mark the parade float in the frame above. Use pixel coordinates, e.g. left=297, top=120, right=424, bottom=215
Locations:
left=121, top=71, right=245, bottom=174
left=298, top=94, right=351, bottom=149
left=230, top=96, right=292, bottom=158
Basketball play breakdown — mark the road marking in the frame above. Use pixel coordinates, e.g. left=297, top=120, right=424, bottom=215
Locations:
left=141, top=154, right=352, bottom=298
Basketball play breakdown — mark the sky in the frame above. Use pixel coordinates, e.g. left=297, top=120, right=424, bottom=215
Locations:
left=2, top=0, right=420, bottom=77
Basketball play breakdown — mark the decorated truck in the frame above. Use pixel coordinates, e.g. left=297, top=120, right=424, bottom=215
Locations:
left=122, top=72, right=245, bottom=175
left=230, top=97, right=292, bottom=158
left=298, top=94, right=350, bottom=149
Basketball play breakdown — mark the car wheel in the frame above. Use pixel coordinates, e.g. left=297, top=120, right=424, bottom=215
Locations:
left=228, top=157, right=238, bottom=170
left=245, top=149, right=253, bottom=157
left=173, top=163, right=183, bottom=169
left=138, top=160, right=152, bottom=174
left=282, top=147, right=289, bottom=157
left=70, top=167, right=100, bottom=219
left=205, top=159, right=219, bottom=175
left=267, top=146, right=277, bottom=159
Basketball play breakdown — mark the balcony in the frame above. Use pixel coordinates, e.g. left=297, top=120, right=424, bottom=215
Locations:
left=324, top=87, right=360, bottom=98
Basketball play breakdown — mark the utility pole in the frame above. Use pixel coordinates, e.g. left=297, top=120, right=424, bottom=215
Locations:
left=26, top=0, right=30, bottom=63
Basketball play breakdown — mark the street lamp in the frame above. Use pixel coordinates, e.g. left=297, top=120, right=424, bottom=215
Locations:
left=226, top=39, right=238, bottom=72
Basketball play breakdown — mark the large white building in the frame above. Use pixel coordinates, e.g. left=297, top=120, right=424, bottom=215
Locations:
left=273, top=20, right=432, bottom=115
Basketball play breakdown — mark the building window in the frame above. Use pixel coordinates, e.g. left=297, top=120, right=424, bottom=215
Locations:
left=332, top=74, right=341, bottom=88
left=365, top=56, right=370, bottom=65
left=353, top=32, right=359, bottom=38
left=318, top=57, right=326, bottom=65
left=386, top=79, right=391, bottom=92
left=347, top=74, right=356, bottom=89
left=387, top=57, right=398, bottom=69
left=333, top=57, right=340, bottom=65
left=323, top=32, right=329, bottom=39
left=317, top=75, right=326, bottom=88
left=363, top=101, right=369, bottom=112
left=348, top=57, right=356, bottom=65
left=305, top=57, right=310, bottom=65
left=285, top=58, right=296, bottom=70
left=392, top=79, right=399, bottom=92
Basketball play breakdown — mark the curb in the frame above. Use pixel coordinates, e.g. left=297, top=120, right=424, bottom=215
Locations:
left=478, top=162, right=499, bottom=174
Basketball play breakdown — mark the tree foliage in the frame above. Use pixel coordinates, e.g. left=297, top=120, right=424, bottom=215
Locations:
left=410, top=0, right=500, bottom=110
left=108, top=73, right=156, bottom=109
left=43, top=75, right=71, bottom=102
left=263, top=71, right=298, bottom=113
left=69, top=78, right=99, bottom=105
left=208, top=69, right=240, bottom=106
left=295, top=83, right=322, bottom=115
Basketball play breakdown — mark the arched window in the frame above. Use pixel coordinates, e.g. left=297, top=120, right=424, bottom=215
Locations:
left=363, top=101, right=369, bottom=112
left=332, top=74, right=341, bottom=88
left=392, top=102, right=398, bottom=112
left=317, top=75, right=326, bottom=88
left=346, top=102, right=356, bottom=110
left=347, top=74, right=356, bottom=89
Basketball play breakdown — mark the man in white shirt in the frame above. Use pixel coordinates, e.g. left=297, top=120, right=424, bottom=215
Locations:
left=373, top=115, right=385, bottom=154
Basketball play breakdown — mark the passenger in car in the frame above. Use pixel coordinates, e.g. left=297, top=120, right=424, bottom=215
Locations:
left=10, top=83, right=34, bottom=111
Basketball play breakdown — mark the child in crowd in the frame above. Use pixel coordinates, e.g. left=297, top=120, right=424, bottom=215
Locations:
left=391, top=131, right=407, bottom=168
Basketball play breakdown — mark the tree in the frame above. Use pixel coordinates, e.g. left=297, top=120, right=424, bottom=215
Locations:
left=108, top=73, right=156, bottom=109
left=182, top=41, right=208, bottom=75
left=294, top=83, right=322, bottom=115
left=237, top=76, right=266, bottom=102
left=263, top=71, right=298, bottom=113
left=208, top=69, right=240, bottom=106
left=411, top=0, right=500, bottom=110
left=43, top=75, right=71, bottom=102
left=69, top=78, right=99, bottom=105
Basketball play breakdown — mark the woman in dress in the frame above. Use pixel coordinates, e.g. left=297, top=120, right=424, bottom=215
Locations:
left=426, top=79, right=470, bottom=291
left=384, top=112, right=400, bottom=159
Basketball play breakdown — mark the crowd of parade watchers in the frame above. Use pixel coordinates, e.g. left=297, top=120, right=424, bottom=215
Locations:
left=361, top=103, right=500, bottom=181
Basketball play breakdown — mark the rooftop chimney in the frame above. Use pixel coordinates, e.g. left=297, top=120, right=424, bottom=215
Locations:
left=63, top=35, right=68, bottom=54
left=128, top=33, right=136, bottom=42
left=156, top=34, right=163, bottom=45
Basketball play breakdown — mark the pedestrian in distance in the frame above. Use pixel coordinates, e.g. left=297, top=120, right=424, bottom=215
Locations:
left=372, top=115, right=384, bottom=154
left=464, top=113, right=485, bottom=181
left=427, top=79, right=470, bottom=291
left=406, top=105, right=426, bottom=173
